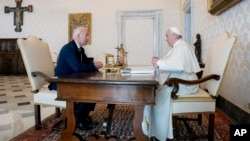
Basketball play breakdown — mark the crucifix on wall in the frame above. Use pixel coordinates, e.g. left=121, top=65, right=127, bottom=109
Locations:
left=4, top=0, right=33, bottom=32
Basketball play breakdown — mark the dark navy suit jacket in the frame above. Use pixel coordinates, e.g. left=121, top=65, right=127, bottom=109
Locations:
left=49, top=40, right=97, bottom=90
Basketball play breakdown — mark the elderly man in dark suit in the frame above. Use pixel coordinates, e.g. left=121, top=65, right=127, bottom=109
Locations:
left=49, top=26, right=103, bottom=130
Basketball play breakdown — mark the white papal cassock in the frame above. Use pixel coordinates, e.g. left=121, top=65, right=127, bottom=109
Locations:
left=142, top=39, right=201, bottom=140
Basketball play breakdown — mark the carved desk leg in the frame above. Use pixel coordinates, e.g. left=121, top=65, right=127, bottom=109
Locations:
left=133, top=105, right=149, bottom=141
left=57, top=101, right=80, bottom=141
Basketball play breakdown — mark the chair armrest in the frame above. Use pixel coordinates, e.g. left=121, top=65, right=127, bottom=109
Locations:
left=164, top=74, right=220, bottom=99
left=31, top=71, right=51, bottom=82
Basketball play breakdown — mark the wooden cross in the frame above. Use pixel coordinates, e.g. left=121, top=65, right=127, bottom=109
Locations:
left=4, top=0, right=33, bottom=32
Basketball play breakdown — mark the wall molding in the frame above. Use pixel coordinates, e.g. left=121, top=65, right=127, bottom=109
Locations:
left=117, top=10, right=163, bottom=57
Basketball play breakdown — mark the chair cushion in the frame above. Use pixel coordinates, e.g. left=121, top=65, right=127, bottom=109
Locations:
left=173, top=89, right=215, bottom=102
left=34, top=87, right=66, bottom=108
left=173, top=88, right=216, bottom=114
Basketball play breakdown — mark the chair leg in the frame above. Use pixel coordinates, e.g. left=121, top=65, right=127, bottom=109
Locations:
left=198, top=114, right=202, bottom=125
left=34, top=104, right=42, bottom=130
left=208, top=114, right=215, bottom=141
left=55, top=107, right=60, bottom=117
left=173, top=116, right=178, bottom=129
left=52, top=108, right=67, bottom=131
left=174, top=114, right=214, bottom=140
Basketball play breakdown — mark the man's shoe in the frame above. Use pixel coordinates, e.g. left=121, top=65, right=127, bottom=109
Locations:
left=76, top=121, right=92, bottom=131
left=86, top=116, right=98, bottom=127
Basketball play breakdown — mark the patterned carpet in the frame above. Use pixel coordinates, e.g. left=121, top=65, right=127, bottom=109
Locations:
left=10, top=104, right=234, bottom=141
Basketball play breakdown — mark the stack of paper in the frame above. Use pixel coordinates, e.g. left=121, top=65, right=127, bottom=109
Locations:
left=121, top=65, right=155, bottom=74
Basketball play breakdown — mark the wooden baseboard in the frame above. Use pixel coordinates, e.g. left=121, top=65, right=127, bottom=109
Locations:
left=216, top=96, right=250, bottom=124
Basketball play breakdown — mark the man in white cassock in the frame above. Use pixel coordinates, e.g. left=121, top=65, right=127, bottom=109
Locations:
left=142, top=27, right=201, bottom=141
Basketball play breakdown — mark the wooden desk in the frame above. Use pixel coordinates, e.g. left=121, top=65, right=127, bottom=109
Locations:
left=48, top=71, right=158, bottom=141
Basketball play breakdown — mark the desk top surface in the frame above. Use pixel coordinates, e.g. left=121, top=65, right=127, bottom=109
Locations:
left=47, top=71, right=159, bottom=86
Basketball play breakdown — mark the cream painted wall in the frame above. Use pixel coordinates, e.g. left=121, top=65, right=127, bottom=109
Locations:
left=0, top=0, right=181, bottom=59
left=182, top=0, right=250, bottom=113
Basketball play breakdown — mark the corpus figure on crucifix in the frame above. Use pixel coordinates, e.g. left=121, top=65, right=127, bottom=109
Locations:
left=4, top=0, right=33, bottom=32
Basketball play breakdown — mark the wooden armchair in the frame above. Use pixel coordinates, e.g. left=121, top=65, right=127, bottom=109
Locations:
left=17, top=35, right=66, bottom=130
left=165, top=32, right=237, bottom=140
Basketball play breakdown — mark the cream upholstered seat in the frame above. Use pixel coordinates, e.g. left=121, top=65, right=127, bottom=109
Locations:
left=165, top=32, right=237, bottom=141
left=17, top=35, right=66, bottom=130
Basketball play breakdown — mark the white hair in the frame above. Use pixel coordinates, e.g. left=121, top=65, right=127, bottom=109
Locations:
left=72, top=26, right=88, bottom=39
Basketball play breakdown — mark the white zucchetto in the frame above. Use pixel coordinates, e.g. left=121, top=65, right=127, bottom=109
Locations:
left=169, top=26, right=181, bottom=35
